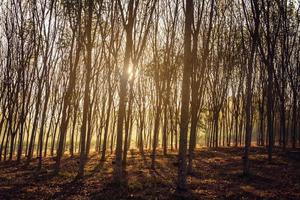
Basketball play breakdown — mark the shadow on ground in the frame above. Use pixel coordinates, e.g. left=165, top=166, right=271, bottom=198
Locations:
left=0, top=147, right=300, bottom=199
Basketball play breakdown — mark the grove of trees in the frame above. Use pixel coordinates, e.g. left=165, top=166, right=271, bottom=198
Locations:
left=0, top=0, right=299, bottom=191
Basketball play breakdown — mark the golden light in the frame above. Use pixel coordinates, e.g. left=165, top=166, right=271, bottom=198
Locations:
left=127, top=63, right=133, bottom=75
left=127, top=62, right=139, bottom=80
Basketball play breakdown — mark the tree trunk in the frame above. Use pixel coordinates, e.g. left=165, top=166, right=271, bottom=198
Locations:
left=177, top=0, right=193, bottom=191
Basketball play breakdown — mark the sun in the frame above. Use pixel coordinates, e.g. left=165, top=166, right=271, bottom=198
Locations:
left=127, top=63, right=133, bottom=75
left=127, top=62, right=138, bottom=80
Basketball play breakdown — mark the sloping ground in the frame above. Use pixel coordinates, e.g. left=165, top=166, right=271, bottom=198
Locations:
left=0, top=147, right=299, bottom=200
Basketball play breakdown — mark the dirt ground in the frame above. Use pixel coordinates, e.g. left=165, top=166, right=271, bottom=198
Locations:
left=0, top=147, right=299, bottom=200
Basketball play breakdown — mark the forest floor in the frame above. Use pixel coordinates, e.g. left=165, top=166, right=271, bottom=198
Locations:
left=0, top=147, right=300, bottom=200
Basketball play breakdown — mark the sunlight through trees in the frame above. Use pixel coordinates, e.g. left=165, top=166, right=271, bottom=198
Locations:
left=0, top=0, right=299, bottom=198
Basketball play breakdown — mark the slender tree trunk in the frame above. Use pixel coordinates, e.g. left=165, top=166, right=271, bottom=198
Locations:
left=101, top=94, right=112, bottom=161
left=151, top=98, right=162, bottom=169
left=177, top=0, right=193, bottom=191
left=114, top=0, right=135, bottom=183
left=78, top=0, right=93, bottom=177
left=38, top=84, right=50, bottom=169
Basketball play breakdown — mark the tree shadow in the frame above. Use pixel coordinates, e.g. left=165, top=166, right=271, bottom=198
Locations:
left=89, top=173, right=129, bottom=200
left=172, top=189, right=203, bottom=200
left=51, top=178, right=84, bottom=199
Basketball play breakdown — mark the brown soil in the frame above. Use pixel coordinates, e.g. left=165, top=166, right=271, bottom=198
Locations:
left=0, top=147, right=299, bottom=200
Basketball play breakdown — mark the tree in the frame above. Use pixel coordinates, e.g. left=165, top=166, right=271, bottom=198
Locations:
left=177, top=0, right=193, bottom=191
left=242, top=0, right=260, bottom=176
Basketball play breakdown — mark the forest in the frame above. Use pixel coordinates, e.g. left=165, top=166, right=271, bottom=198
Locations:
left=0, top=0, right=300, bottom=199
